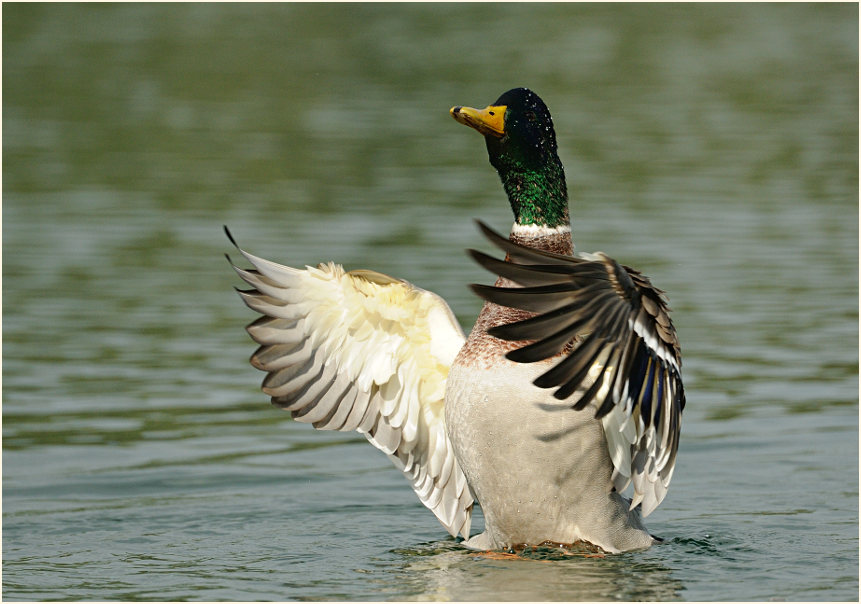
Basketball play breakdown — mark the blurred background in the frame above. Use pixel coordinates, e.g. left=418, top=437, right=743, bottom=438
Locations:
left=3, top=3, right=857, bottom=601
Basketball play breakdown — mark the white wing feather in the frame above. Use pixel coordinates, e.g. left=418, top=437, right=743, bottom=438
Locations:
left=230, top=243, right=473, bottom=538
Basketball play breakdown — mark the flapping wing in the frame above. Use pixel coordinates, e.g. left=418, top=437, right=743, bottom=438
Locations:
left=226, top=228, right=473, bottom=538
left=468, top=221, right=684, bottom=517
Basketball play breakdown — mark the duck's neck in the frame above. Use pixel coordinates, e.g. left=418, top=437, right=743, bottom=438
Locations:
left=510, top=221, right=573, bottom=256
left=495, top=155, right=573, bottom=255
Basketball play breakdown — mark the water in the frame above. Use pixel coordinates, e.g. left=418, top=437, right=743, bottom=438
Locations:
left=3, top=3, right=857, bottom=601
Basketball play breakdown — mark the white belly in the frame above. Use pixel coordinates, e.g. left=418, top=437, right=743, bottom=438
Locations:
left=444, top=360, right=654, bottom=553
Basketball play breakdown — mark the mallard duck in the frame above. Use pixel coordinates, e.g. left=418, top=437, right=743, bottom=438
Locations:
left=227, top=87, right=684, bottom=554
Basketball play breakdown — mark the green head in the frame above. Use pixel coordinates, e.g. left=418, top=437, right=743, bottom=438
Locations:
left=451, top=88, right=570, bottom=229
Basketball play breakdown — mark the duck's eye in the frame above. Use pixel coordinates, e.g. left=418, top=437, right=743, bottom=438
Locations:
left=525, top=111, right=537, bottom=122
left=488, top=111, right=495, bottom=116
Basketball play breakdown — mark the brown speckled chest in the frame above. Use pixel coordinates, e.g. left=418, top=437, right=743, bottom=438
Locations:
left=455, top=229, right=574, bottom=369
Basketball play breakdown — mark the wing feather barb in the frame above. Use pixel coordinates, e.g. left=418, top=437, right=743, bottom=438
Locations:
left=246, top=316, right=305, bottom=345
left=468, top=249, right=585, bottom=286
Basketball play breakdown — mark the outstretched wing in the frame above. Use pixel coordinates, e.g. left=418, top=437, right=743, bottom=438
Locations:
left=468, top=221, right=684, bottom=517
left=226, top=228, right=473, bottom=538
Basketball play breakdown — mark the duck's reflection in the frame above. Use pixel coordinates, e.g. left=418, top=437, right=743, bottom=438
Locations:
left=384, top=539, right=684, bottom=601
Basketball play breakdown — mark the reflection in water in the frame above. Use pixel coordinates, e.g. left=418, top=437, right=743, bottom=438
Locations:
left=387, top=540, right=683, bottom=601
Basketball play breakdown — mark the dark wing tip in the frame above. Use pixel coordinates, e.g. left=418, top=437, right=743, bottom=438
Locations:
left=486, top=324, right=510, bottom=340
left=224, top=225, right=239, bottom=248
left=474, top=219, right=510, bottom=250
left=469, top=282, right=497, bottom=302
left=466, top=247, right=489, bottom=263
left=466, top=248, right=498, bottom=274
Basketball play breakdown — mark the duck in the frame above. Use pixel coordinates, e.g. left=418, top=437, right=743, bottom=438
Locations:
left=227, top=87, right=685, bottom=554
